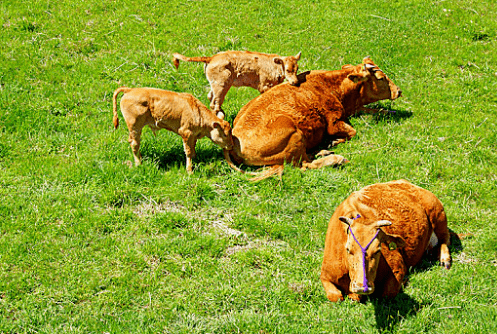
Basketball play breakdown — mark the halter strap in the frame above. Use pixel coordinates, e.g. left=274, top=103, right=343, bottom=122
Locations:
left=348, top=226, right=380, bottom=292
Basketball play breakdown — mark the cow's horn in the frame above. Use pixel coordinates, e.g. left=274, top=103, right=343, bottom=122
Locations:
left=365, top=63, right=376, bottom=69
left=339, top=216, right=353, bottom=226
left=375, top=220, right=392, bottom=228
left=295, top=51, right=301, bottom=60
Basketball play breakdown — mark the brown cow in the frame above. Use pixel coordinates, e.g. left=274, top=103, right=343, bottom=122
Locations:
left=320, top=180, right=452, bottom=302
left=225, top=57, right=402, bottom=180
left=173, top=51, right=301, bottom=119
left=112, top=87, right=233, bottom=173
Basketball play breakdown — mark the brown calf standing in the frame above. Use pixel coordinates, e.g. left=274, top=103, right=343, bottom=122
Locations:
left=320, top=180, right=452, bottom=302
left=112, top=87, right=233, bottom=173
left=173, top=50, right=301, bottom=119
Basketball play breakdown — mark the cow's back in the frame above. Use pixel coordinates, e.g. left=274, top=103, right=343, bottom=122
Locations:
left=346, top=180, right=440, bottom=267
left=232, top=70, right=343, bottom=149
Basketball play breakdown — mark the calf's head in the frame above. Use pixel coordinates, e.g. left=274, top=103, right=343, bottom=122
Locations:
left=209, top=120, right=234, bottom=150
left=347, top=57, right=402, bottom=102
left=339, top=216, right=406, bottom=295
left=274, top=52, right=301, bottom=86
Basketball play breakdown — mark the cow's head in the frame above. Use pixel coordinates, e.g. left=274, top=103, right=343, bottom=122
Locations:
left=274, top=52, right=301, bottom=86
left=209, top=120, right=234, bottom=151
left=347, top=57, right=402, bottom=102
left=339, top=215, right=406, bottom=295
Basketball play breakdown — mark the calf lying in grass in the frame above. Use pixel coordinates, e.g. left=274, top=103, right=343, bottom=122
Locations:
left=112, top=87, right=233, bottom=173
left=173, top=50, right=301, bottom=119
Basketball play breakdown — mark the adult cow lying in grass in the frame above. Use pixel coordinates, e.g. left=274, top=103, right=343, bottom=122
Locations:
left=112, top=87, right=233, bottom=173
left=173, top=50, right=301, bottom=119
left=225, top=57, right=402, bottom=180
left=320, top=180, right=452, bottom=302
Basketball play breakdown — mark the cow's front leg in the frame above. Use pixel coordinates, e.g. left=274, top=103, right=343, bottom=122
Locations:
left=328, top=121, right=357, bottom=146
left=180, top=132, right=197, bottom=173
left=321, top=278, right=344, bottom=302
left=381, top=257, right=406, bottom=298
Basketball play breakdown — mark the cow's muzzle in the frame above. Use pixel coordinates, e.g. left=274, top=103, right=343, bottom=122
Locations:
left=350, top=281, right=375, bottom=295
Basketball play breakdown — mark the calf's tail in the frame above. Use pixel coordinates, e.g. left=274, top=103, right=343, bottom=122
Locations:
left=112, top=87, right=132, bottom=129
left=173, top=53, right=213, bottom=69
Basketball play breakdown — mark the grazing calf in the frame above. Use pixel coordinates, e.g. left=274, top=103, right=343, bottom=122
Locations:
left=173, top=50, right=301, bottom=119
left=320, top=180, right=452, bottom=302
left=112, top=87, right=233, bottom=173
left=227, top=57, right=402, bottom=180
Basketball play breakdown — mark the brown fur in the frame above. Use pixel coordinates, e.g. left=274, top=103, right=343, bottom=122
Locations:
left=173, top=51, right=301, bottom=118
left=112, top=87, right=233, bottom=173
left=227, top=57, right=402, bottom=180
left=320, top=180, right=452, bottom=302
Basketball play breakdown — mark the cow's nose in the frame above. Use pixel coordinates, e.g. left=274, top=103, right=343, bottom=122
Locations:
left=350, top=282, right=375, bottom=295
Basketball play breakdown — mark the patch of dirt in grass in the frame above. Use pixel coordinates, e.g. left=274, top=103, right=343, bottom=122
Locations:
left=133, top=199, right=185, bottom=216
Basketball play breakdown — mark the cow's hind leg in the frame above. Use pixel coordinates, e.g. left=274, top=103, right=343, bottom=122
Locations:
left=206, top=69, right=233, bottom=119
left=128, top=128, right=143, bottom=166
left=434, top=215, right=451, bottom=269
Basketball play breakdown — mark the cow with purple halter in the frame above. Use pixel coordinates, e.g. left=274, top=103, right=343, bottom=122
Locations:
left=321, top=180, right=452, bottom=302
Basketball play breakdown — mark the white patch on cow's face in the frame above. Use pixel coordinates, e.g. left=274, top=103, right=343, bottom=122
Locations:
left=345, top=224, right=382, bottom=295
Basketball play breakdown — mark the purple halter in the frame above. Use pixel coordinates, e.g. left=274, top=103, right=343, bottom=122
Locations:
left=348, top=214, right=380, bottom=292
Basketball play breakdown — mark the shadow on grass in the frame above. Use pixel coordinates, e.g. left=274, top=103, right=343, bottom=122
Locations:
left=370, top=292, right=421, bottom=332
left=355, top=102, right=413, bottom=124
left=140, top=141, right=225, bottom=171
left=369, top=229, right=462, bottom=331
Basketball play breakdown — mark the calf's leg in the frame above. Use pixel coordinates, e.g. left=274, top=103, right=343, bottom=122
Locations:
left=180, top=131, right=197, bottom=174
left=128, top=128, right=143, bottom=166
left=206, top=70, right=234, bottom=119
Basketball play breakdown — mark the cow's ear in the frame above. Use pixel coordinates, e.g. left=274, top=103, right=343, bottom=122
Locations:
left=273, top=57, right=284, bottom=65
left=379, top=231, right=406, bottom=250
left=339, top=216, right=353, bottom=226
left=347, top=73, right=368, bottom=83
left=374, top=70, right=386, bottom=80
left=212, top=121, right=222, bottom=129
left=295, top=51, right=301, bottom=60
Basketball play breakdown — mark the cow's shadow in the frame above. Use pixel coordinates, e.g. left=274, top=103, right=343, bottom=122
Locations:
left=369, top=230, right=463, bottom=331
left=139, top=137, right=225, bottom=172
left=354, top=102, right=413, bottom=124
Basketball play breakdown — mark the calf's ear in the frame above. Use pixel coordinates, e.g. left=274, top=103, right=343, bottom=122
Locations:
left=273, top=57, right=284, bottom=65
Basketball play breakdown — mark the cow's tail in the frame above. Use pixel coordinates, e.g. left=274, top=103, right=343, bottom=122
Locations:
left=222, top=149, right=260, bottom=177
left=173, top=53, right=213, bottom=69
left=249, top=165, right=284, bottom=182
left=112, top=87, right=132, bottom=129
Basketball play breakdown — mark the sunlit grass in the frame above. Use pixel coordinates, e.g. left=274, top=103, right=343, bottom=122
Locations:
left=1, top=0, right=496, bottom=332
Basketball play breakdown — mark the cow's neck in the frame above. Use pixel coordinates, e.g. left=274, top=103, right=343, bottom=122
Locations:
left=338, top=80, right=370, bottom=116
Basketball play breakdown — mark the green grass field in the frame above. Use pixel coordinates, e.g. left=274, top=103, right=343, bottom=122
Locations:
left=1, top=0, right=496, bottom=332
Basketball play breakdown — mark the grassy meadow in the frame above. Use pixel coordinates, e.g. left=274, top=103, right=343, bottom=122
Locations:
left=1, top=0, right=496, bottom=332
